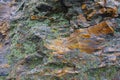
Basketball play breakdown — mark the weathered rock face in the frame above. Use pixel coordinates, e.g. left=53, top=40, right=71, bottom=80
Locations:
left=5, top=0, right=120, bottom=80
left=0, top=0, right=12, bottom=3
left=0, top=2, right=11, bottom=77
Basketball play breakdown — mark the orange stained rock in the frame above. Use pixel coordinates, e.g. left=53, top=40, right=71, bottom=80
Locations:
left=65, top=20, right=114, bottom=53
left=81, top=3, right=87, bottom=10
left=46, top=20, right=114, bottom=54
left=65, top=35, right=104, bottom=53
left=0, top=64, right=10, bottom=68
left=30, top=15, right=39, bottom=20
left=46, top=39, right=70, bottom=55
left=77, top=14, right=87, bottom=22
left=87, top=21, right=114, bottom=35
left=98, top=7, right=118, bottom=17
left=87, top=10, right=96, bottom=20
left=0, top=21, right=9, bottom=40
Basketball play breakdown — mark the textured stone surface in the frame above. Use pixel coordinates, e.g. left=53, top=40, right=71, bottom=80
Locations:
left=0, top=2, right=11, bottom=76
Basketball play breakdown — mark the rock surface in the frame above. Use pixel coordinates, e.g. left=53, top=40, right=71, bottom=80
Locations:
left=0, top=2, right=11, bottom=76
